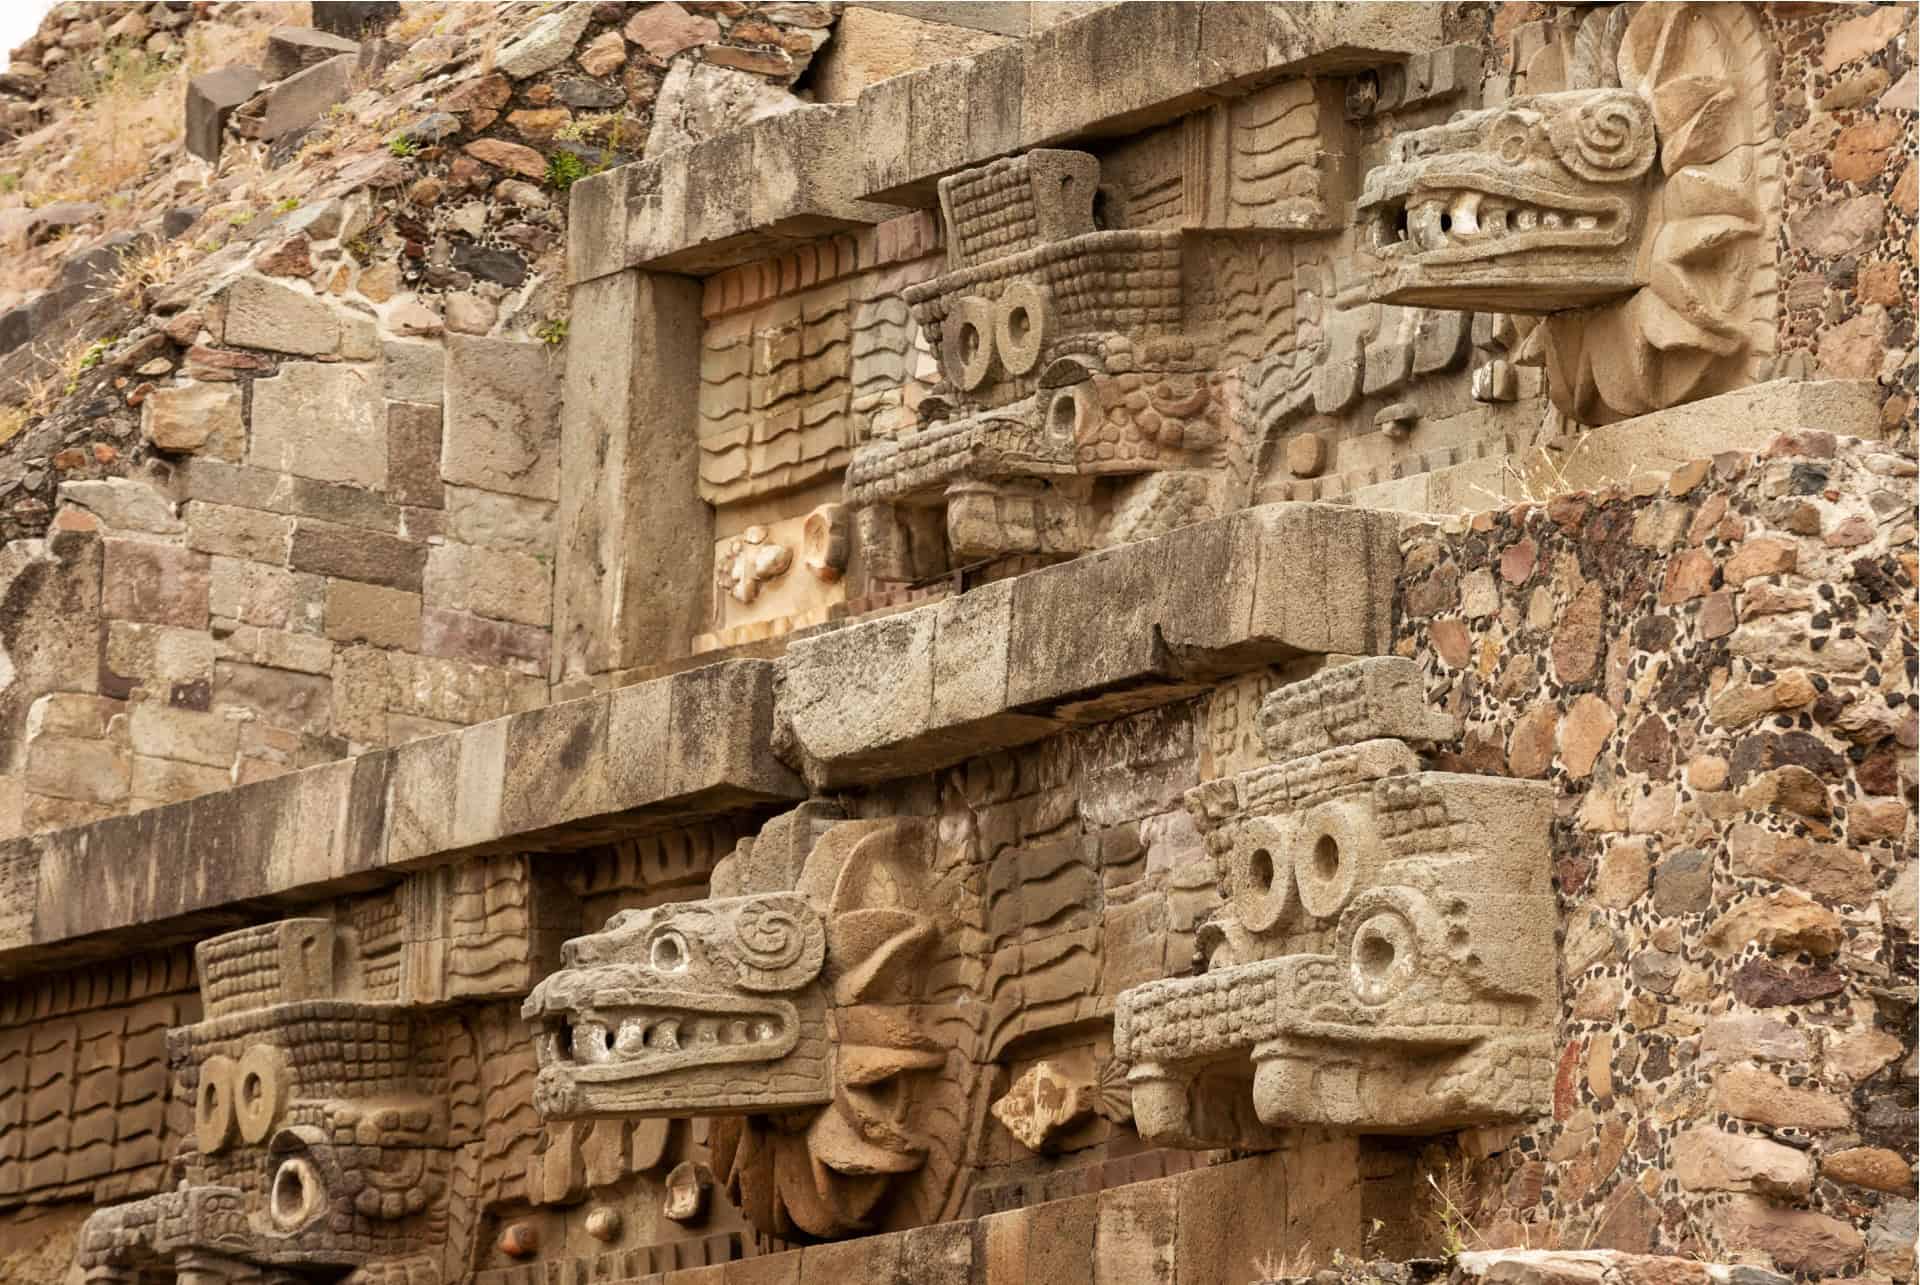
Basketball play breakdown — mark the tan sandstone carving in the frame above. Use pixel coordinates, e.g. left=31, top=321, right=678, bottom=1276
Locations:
left=847, top=146, right=1248, bottom=577
left=525, top=809, right=979, bottom=1240
left=1361, top=3, right=1779, bottom=424
left=78, top=920, right=451, bottom=1285
left=1114, top=658, right=1558, bottom=1146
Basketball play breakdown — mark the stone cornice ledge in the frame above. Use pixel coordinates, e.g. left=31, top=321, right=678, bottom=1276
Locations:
left=568, top=1, right=1442, bottom=280
left=778, top=501, right=1404, bottom=786
left=0, top=661, right=801, bottom=975
left=0, top=501, right=1404, bottom=974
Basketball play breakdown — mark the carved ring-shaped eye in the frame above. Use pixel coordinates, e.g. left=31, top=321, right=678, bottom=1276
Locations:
left=650, top=930, right=689, bottom=974
left=1492, top=119, right=1531, bottom=167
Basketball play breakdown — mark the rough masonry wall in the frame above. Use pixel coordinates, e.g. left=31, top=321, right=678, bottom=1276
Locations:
left=1395, top=429, right=1916, bottom=1273
left=0, top=1, right=1028, bottom=842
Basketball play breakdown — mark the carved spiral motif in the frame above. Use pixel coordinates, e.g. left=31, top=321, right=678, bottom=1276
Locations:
left=1549, top=90, right=1655, bottom=183
left=730, top=895, right=826, bottom=992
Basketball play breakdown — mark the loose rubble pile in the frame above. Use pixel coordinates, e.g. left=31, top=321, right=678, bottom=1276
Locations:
left=0, top=0, right=844, bottom=550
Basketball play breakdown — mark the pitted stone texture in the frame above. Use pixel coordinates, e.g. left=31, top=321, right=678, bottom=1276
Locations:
left=58, top=479, right=182, bottom=536
left=249, top=362, right=386, bottom=489
left=248, top=52, right=356, bottom=140
left=261, top=26, right=359, bottom=81
left=185, top=65, right=260, bottom=164
left=496, top=3, right=593, bottom=79
left=223, top=274, right=342, bottom=356
left=1256, top=656, right=1456, bottom=758
left=444, top=336, right=563, bottom=501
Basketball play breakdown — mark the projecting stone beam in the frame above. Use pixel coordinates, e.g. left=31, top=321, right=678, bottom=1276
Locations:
left=0, top=661, right=801, bottom=974
left=567, top=2, right=1441, bottom=279
left=858, top=1, right=1443, bottom=205
left=778, top=501, right=1405, bottom=787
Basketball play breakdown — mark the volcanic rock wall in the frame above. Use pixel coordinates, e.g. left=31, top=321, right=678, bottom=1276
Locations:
left=1396, top=430, right=1915, bottom=1270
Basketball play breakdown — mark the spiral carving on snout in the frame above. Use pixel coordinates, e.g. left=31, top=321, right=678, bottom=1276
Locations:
left=731, top=895, right=826, bottom=992
left=1549, top=90, right=1655, bottom=182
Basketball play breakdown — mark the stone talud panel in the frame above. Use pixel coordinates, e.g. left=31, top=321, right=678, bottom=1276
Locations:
left=0, top=948, right=195, bottom=1208
left=1113, top=658, right=1558, bottom=1144
left=690, top=217, right=945, bottom=654
left=1360, top=2, right=1783, bottom=425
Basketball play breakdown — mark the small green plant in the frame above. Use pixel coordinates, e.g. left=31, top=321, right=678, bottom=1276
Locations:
left=545, top=150, right=588, bottom=191
left=1425, top=1168, right=1487, bottom=1264
left=387, top=133, right=420, bottom=158
left=0, top=173, right=19, bottom=194
left=274, top=197, right=300, bottom=214
left=227, top=209, right=255, bottom=226
left=555, top=111, right=635, bottom=155
left=67, top=336, right=115, bottom=394
left=534, top=317, right=569, bottom=345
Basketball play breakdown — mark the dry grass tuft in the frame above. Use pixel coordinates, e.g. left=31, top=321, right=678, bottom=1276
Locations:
left=0, top=405, right=28, bottom=450
left=108, top=236, right=197, bottom=310
left=1424, top=1165, right=1492, bottom=1261
left=1251, top=1243, right=1322, bottom=1281
left=8, top=329, right=105, bottom=428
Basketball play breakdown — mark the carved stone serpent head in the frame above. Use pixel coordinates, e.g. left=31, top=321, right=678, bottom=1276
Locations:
left=1361, top=3, right=1779, bottom=424
left=525, top=814, right=978, bottom=1240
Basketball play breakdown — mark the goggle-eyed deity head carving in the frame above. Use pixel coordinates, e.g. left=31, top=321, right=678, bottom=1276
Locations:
left=79, top=920, right=450, bottom=1283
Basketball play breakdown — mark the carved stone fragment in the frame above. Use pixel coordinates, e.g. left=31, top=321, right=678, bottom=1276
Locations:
left=847, top=146, right=1249, bottom=577
left=526, top=812, right=981, bottom=1240
left=78, top=920, right=452, bottom=1284
left=991, top=1060, right=1097, bottom=1154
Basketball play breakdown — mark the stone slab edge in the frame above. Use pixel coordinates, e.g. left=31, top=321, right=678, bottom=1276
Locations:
left=568, top=1, right=1441, bottom=280
left=0, top=660, right=802, bottom=974
left=1550, top=378, right=1885, bottom=493
left=777, top=500, right=1406, bottom=787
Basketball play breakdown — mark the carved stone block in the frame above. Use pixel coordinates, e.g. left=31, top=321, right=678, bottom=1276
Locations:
left=80, top=921, right=452, bottom=1284
left=1114, top=658, right=1556, bottom=1145
left=527, top=813, right=979, bottom=1240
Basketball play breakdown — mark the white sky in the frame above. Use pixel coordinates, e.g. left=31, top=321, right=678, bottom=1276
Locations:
left=1, top=1, right=55, bottom=71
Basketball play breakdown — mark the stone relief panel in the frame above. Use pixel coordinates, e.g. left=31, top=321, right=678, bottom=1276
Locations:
left=526, top=809, right=986, bottom=1240
left=0, top=949, right=197, bottom=1209
left=524, top=701, right=1234, bottom=1243
left=1114, top=658, right=1559, bottom=1147
left=847, top=145, right=1278, bottom=582
left=693, top=219, right=946, bottom=654
left=43, top=824, right=752, bottom=1284
left=1361, top=3, right=1783, bottom=425
left=78, top=919, right=456, bottom=1284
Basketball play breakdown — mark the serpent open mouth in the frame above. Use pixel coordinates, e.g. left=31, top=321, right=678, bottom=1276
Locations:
left=529, top=988, right=799, bottom=1079
left=1363, top=179, right=1630, bottom=264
